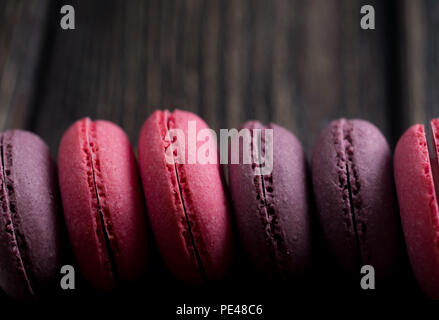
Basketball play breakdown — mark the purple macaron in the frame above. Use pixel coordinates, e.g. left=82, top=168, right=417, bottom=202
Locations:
left=0, top=130, right=63, bottom=299
left=312, top=119, right=399, bottom=277
left=228, top=121, right=312, bottom=279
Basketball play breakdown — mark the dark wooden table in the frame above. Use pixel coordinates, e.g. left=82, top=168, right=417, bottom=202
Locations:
left=3, top=0, right=434, bottom=157
left=1, top=0, right=435, bottom=303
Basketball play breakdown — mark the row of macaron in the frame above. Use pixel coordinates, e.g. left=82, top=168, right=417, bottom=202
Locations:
left=0, top=109, right=437, bottom=299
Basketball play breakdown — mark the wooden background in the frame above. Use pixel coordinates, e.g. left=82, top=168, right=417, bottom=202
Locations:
left=0, top=0, right=436, bottom=156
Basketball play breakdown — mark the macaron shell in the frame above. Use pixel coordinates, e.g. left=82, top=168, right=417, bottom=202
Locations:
left=139, top=110, right=201, bottom=283
left=228, top=121, right=311, bottom=278
left=312, top=119, right=398, bottom=276
left=0, top=132, right=34, bottom=299
left=58, top=118, right=148, bottom=289
left=138, top=110, right=233, bottom=283
left=346, top=120, right=399, bottom=275
left=269, top=123, right=311, bottom=276
left=0, top=196, right=33, bottom=299
left=312, top=120, right=359, bottom=271
left=58, top=120, right=114, bottom=288
left=394, top=124, right=439, bottom=299
left=171, top=110, right=233, bottom=280
left=0, top=130, right=62, bottom=299
left=93, top=120, right=148, bottom=282
left=228, top=122, right=275, bottom=275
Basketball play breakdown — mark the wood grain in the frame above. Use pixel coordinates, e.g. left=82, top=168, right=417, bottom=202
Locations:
left=0, top=0, right=49, bottom=131
left=31, top=0, right=396, bottom=155
left=398, top=0, right=439, bottom=133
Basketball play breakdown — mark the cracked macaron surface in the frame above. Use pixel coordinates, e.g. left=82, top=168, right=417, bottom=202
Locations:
left=58, top=118, right=148, bottom=289
left=0, top=130, right=62, bottom=299
left=312, top=119, right=399, bottom=276
left=228, top=121, right=311, bottom=279
left=394, top=120, right=439, bottom=299
left=138, top=110, right=233, bottom=284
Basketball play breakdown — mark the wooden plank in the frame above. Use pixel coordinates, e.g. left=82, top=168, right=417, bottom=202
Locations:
left=398, top=0, right=439, bottom=134
left=269, top=0, right=395, bottom=152
left=0, top=0, right=49, bottom=131
left=34, top=0, right=395, bottom=155
left=34, top=0, right=208, bottom=151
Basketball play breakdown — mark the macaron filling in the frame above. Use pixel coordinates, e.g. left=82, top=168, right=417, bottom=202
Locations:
left=332, top=119, right=365, bottom=267
left=250, top=123, right=287, bottom=277
left=0, top=134, right=35, bottom=296
left=161, top=111, right=207, bottom=281
left=80, top=119, right=121, bottom=283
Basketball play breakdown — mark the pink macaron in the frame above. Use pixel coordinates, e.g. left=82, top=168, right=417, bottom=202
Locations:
left=138, top=109, right=233, bottom=284
left=58, top=118, right=148, bottom=290
left=394, top=119, right=439, bottom=299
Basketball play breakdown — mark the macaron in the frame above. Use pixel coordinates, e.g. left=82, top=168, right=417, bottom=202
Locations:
left=228, top=121, right=311, bottom=279
left=312, top=119, right=399, bottom=277
left=58, top=118, right=148, bottom=289
left=0, top=130, right=63, bottom=299
left=138, top=109, right=233, bottom=284
left=394, top=119, right=439, bottom=299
